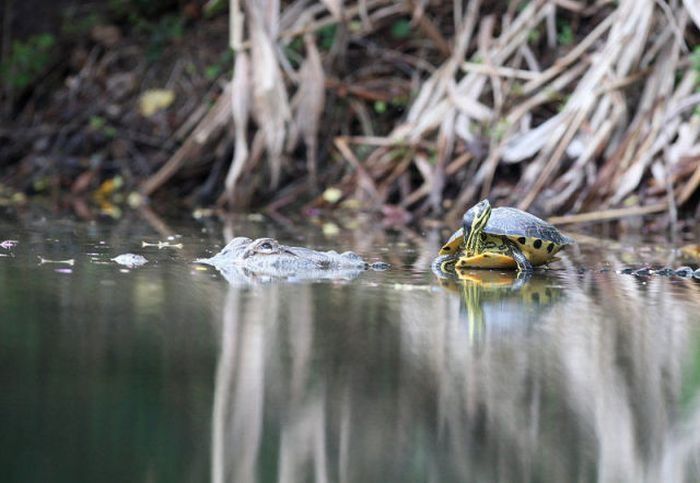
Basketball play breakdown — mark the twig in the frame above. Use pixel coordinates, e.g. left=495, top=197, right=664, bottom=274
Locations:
left=678, top=155, right=700, bottom=206
left=239, top=0, right=394, bottom=49
left=547, top=203, right=667, bottom=225
left=333, top=137, right=381, bottom=202
left=461, top=61, right=539, bottom=80
left=140, top=83, right=232, bottom=196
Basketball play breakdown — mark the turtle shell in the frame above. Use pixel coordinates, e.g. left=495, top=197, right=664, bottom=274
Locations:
left=439, top=207, right=574, bottom=256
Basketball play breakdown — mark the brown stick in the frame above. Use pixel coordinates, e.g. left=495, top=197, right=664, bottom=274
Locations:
left=333, top=137, right=381, bottom=202
left=678, top=155, right=700, bottom=206
left=547, top=203, right=667, bottom=225
left=140, top=84, right=233, bottom=197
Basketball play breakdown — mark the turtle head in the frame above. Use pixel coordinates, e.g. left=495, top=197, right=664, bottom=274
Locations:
left=462, top=199, right=492, bottom=255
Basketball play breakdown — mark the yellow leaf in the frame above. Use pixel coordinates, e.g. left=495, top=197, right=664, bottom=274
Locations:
left=322, top=187, right=343, bottom=204
left=139, top=89, right=175, bottom=117
left=322, top=222, right=339, bottom=237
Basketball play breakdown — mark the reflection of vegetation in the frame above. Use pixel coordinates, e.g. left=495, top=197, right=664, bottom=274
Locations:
left=0, top=216, right=219, bottom=482
left=681, top=336, right=700, bottom=412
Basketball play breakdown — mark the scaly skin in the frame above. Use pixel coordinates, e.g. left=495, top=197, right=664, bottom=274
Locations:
left=196, top=237, right=388, bottom=281
left=461, top=200, right=533, bottom=273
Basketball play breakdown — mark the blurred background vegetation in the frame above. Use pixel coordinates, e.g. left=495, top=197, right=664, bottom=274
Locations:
left=1, top=0, right=699, bottom=231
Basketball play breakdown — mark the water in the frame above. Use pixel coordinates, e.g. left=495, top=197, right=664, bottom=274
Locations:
left=2, top=212, right=700, bottom=482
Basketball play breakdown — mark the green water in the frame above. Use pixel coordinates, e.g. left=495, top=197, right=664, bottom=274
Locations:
left=2, top=212, right=700, bottom=482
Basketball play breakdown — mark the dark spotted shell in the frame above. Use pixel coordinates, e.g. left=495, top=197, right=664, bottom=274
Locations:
left=479, top=207, right=574, bottom=245
left=441, top=207, right=574, bottom=254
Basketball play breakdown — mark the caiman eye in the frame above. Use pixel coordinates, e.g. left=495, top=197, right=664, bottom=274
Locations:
left=260, top=242, right=273, bottom=250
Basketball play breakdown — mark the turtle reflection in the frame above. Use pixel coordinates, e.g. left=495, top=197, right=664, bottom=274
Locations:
left=433, top=260, right=563, bottom=341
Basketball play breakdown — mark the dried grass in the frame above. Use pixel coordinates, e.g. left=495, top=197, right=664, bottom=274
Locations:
left=149, top=0, right=700, bottom=224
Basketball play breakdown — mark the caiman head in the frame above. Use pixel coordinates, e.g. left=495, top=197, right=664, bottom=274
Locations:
left=240, top=238, right=296, bottom=260
left=196, top=237, right=296, bottom=266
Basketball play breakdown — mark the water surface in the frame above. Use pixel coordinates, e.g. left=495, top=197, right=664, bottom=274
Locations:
left=2, top=212, right=700, bottom=483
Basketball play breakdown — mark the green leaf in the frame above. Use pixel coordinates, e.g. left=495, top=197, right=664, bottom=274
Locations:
left=205, top=65, right=221, bottom=80
left=691, top=46, right=700, bottom=73
left=390, top=19, right=412, bottom=39
left=558, top=23, right=574, bottom=46
left=319, top=25, right=337, bottom=51
left=89, top=116, right=107, bottom=130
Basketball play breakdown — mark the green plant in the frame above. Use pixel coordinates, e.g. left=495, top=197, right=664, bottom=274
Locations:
left=373, top=100, right=387, bottom=114
left=390, top=19, right=412, bottom=40
left=0, top=34, right=56, bottom=89
left=692, top=46, right=700, bottom=71
left=143, top=14, right=185, bottom=61
left=557, top=23, right=574, bottom=46
left=61, top=12, right=104, bottom=36
left=205, top=50, right=234, bottom=80
left=691, top=46, right=700, bottom=91
left=527, top=29, right=541, bottom=44
left=89, top=116, right=117, bottom=137
left=319, top=25, right=337, bottom=51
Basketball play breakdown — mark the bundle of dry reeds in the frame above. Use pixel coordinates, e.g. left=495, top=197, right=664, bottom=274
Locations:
left=144, top=0, right=700, bottom=224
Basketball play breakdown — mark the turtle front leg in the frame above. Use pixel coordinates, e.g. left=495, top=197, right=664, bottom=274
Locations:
left=507, top=241, right=533, bottom=273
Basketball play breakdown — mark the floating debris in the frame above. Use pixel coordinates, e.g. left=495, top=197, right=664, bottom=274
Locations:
left=0, top=240, right=18, bottom=249
left=38, top=257, right=75, bottom=266
left=142, top=241, right=183, bottom=249
left=54, top=268, right=73, bottom=274
left=112, top=253, right=148, bottom=268
left=192, top=208, right=215, bottom=219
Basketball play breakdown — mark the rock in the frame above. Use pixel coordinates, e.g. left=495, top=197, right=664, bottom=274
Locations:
left=654, top=267, right=675, bottom=276
left=370, top=262, right=391, bottom=271
left=675, top=266, right=694, bottom=277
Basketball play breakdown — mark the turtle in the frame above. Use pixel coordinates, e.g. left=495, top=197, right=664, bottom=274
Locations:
left=439, top=199, right=575, bottom=273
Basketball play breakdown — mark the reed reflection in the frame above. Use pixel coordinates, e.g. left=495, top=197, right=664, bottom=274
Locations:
left=209, top=237, right=700, bottom=483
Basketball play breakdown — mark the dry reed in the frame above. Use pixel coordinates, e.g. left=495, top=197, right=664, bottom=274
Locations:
left=143, top=0, right=700, bottom=225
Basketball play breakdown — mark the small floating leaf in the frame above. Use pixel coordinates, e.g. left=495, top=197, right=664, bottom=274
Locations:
left=0, top=240, right=18, bottom=249
left=38, top=257, right=75, bottom=266
left=112, top=253, right=148, bottom=268
left=142, top=241, right=183, bottom=249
